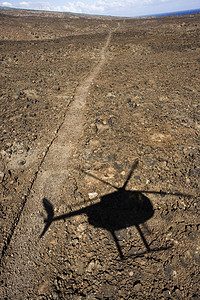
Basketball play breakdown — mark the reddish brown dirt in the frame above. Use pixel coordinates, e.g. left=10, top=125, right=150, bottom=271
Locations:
left=0, top=9, right=199, bottom=299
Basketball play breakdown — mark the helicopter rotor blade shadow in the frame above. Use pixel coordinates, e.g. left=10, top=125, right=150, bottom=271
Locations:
left=122, top=159, right=139, bottom=190
left=135, top=189, right=193, bottom=198
left=81, top=159, right=138, bottom=192
left=81, top=169, right=118, bottom=190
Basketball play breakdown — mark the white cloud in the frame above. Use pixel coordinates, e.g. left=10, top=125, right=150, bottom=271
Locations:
left=55, top=0, right=141, bottom=14
left=1, top=1, right=13, bottom=6
left=15, top=1, right=53, bottom=10
left=57, top=0, right=163, bottom=14
left=59, top=2, right=105, bottom=14
left=0, top=0, right=154, bottom=14
left=19, top=1, right=29, bottom=7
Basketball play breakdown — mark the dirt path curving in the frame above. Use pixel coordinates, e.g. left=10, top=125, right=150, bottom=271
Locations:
left=0, top=24, right=120, bottom=299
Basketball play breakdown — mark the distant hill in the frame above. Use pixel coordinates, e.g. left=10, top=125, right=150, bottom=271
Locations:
left=140, top=8, right=200, bottom=18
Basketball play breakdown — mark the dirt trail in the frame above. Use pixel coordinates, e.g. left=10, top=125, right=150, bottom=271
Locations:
left=1, top=24, right=119, bottom=299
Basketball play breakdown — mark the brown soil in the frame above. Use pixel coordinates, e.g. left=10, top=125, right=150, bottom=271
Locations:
left=0, top=9, right=199, bottom=299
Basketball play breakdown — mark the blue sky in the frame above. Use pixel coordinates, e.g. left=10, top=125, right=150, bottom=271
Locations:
left=0, top=0, right=200, bottom=17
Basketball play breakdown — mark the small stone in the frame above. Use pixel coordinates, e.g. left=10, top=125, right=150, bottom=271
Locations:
left=133, top=281, right=142, bottom=292
left=104, top=167, right=115, bottom=178
left=96, top=123, right=109, bottom=132
left=178, top=200, right=187, bottom=210
left=87, top=260, right=96, bottom=272
left=19, top=160, right=26, bottom=166
left=172, top=270, right=177, bottom=279
left=86, top=294, right=98, bottom=300
left=0, top=171, right=4, bottom=182
left=88, top=192, right=98, bottom=199
left=175, top=288, right=182, bottom=297
left=72, top=238, right=79, bottom=246
left=161, top=161, right=167, bottom=167
left=0, top=171, right=4, bottom=178
left=75, top=260, right=86, bottom=275
left=0, top=150, right=6, bottom=156
left=186, top=177, right=190, bottom=184
left=106, top=92, right=116, bottom=98
left=77, top=223, right=87, bottom=232
left=38, top=280, right=49, bottom=295
left=129, top=271, right=134, bottom=276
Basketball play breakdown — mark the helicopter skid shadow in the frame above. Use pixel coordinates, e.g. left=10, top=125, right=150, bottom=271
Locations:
left=127, top=244, right=174, bottom=260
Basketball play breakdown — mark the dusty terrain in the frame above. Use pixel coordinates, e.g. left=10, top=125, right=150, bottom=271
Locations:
left=0, top=9, right=199, bottom=299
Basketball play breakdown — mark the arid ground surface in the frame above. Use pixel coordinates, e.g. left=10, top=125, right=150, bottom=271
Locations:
left=0, top=9, right=199, bottom=299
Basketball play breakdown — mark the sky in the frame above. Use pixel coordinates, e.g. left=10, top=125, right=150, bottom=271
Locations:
left=0, top=0, right=200, bottom=17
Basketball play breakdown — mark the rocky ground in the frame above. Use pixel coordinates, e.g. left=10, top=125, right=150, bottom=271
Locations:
left=0, top=9, right=199, bottom=299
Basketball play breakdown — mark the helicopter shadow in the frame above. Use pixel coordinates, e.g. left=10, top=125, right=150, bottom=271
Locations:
left=40, top=160, right=190, bottom=260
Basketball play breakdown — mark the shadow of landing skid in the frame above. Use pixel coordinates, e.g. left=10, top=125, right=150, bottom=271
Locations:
left=40, top=160, right=189, bottom=259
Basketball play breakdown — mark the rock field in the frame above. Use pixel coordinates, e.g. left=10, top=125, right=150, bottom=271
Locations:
left=0, top=9, right=199, bottom=299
